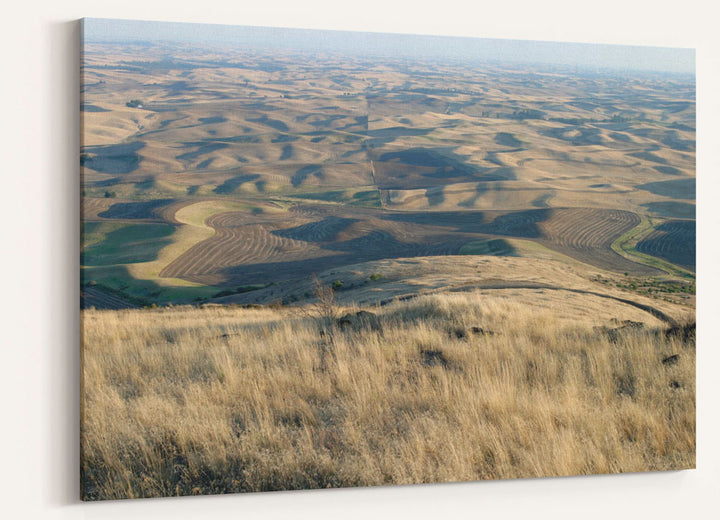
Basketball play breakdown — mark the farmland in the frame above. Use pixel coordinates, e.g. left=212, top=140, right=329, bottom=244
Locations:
left=80, top=23, right=695, bottom=499
left=636, top=220, right=696, bottom=269
left=81, top=37, right=695, bottom=308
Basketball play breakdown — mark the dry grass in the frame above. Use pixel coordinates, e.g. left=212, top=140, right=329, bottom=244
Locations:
left=81, top=293, right=695, bottom=500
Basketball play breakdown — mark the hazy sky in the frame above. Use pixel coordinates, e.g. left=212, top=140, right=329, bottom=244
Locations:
left=82, top=18, right=695, bottom=75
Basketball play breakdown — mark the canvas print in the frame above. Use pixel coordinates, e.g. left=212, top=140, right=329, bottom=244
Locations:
left=80, top=18, right=696, bottom=500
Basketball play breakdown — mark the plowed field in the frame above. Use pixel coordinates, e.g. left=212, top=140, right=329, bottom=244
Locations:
left=158, top=203, right=655, bottom=286
left=636, top=220, right=695, bottom=269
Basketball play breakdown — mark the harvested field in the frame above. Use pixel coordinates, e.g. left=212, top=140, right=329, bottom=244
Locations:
left=79, top=36, right=694, bottom=300
left=154, top=199, right=202, bottom=224
left=81, top=285, right=138, bottom=310
left=636, top=220, right=696, bottom=269
left=534, top=208, right=650, bottom=273
left=384, top=206, right=651, bottom=274
left=157, top=202, right=655, bottom=287
left=160, top=218, right=335, bottom=285
left=159, top=205, right=468, bottom=286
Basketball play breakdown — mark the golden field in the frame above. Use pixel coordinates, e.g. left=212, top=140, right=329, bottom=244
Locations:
left=81, top=288, right=694, bottom=499
left=80, top=41, right=695, bottom=308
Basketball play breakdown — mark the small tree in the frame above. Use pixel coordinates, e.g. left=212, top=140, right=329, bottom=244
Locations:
left=311, top=275, right=339, bottom=325
left=304, top=275, right=340, bottom=372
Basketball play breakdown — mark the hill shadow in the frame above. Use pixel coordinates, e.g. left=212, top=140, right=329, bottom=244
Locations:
left=494, top=132, right=523, bottom=147
left=177, top=142, right=229, bottom=161
left=380, top=208, right=549, bottom=238
left=81, top=142, right=145, bottom=174
left=247, top=115, right=289, bottom=132
left=272, top=217, right=359, bottom=242
left=98, top=199, right=174, bottom=219
left=479, top=209, right=551, bottom=238
left=638, top=178, right=695, bottom=200
left=292, top=165, right=323, bottom=187
left=642, top=201, right=695, bottom=219
left=636, top=220, right=695, bottom=269
left=213, top=174, right=261, bottom=194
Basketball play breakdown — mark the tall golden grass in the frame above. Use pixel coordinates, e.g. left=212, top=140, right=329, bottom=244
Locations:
left=80, top=293, right=695, bottom=500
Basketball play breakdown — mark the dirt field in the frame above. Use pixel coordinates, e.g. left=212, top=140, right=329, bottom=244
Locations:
left=152, top=203, right=655, bottom=289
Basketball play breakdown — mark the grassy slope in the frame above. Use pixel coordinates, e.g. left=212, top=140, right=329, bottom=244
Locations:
left=81, top=293, right=694, bottom=499
left=82, top=222, right=175, bottom=266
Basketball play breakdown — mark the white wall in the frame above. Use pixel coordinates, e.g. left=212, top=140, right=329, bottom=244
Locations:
left=1, top=1, right=718, bottom=518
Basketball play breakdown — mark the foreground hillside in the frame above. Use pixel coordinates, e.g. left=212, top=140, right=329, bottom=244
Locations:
left=81, top=285, right=695, bottom=499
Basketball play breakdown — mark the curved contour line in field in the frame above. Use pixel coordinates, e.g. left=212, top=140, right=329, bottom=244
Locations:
left=610, top=216, right=695, bottom=278
left=127, top=200, right=258, bottom=287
